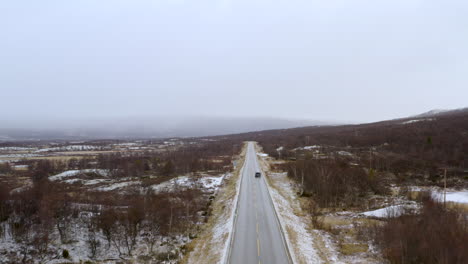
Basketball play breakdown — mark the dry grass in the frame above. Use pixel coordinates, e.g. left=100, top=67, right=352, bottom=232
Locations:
left=13, top=167, right=28, bottom=171
left=447, top=201, right=468, bottom=212
left=339, top=243, right=369, bottom=255
left=406, top=190, right=421, bottom=200
left=318, top=215, right=353, bottom=231
left=181, top=143, right=248, bottom=264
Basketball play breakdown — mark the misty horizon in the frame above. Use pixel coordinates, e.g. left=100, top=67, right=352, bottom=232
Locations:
left=2, top=0, right=468, bottom=127
left=1, top=107, right=464, bottom=141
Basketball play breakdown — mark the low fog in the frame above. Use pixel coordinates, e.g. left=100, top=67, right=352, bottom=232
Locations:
left=1, top=0, right=467, bottom=139
left=0, top=116, right=331, bottom=140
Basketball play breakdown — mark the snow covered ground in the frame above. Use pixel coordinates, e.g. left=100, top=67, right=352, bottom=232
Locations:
left=151, top=175, right=225, bottom=193
left=2, top=171, right=228, bottom=264
left=410, top=186, right=468, bottom=204
left=0, top=216, right=186, bottom=264
left=0, top=147, right=36, bottom=151
left=432, top=189, right=468, bottom=204
left=359, top=188, right=468, bottom=218
left=293, top=145, right=321, bottom=151
left=47, top=169, right=226, bottom=195
left=49, top=169, right=110, bottom=181
left=401, top=118, right=434, bottom=124
left=36, top=145, right=100, bottom=152
left=337, top=151, right=353, bottom=157
left=95, top=181, right=140, bottom=191
left=186, top=171, right=240, bottom=264
left=263, top=171, right=322, bottom=263
left=13, top=165, right=28, bottom=169
left=360, top=202, right=419, bottom=218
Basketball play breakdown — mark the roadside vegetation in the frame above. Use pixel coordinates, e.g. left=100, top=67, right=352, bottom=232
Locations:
left=244, top=110, right=468, bottom=263
left=0, top=138, right=242, bottom=263
left=368, top=194, right=468, bottom=264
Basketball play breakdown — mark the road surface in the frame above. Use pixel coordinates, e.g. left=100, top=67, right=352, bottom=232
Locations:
left=229, top=142, right=291, bottom=264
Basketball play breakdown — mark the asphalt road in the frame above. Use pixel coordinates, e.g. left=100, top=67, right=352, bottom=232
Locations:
left=229, top=142, right=291, bottom=264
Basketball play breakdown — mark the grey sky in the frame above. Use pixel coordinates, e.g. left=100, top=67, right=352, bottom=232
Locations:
left=1, top=0, right=467, bottom=124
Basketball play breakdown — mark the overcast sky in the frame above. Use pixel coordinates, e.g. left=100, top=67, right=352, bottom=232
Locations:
left=1, top=0, right=467, bottom=124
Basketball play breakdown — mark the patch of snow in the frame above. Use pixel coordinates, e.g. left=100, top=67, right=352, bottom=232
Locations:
left=83, top=179, right=110, bottom=185
left=95, top=181, right=140, bottom=191
left=293, top=145, right=321, bottom=151
left=64, top=178, right=82, bottom=184
left=151, top=175, right=224, bottom=193
left=49, top=169, right=109, bottom=181
left=432, top=190, right=468, bottom=204
left=415, top=109, right=449, bottom=117
left=276, top=146, right=284, bottom=152
left=200, top=176, right=224, bottom=189
left=304, top=145, right=320, bottom=150
left=36, top=145, right=99, bottom=152
left=257, top=153, right=268, bottom=157
left=360, top=203, right=418, bottom=218
left=410, top=186, right=468, bottom=205
left=337, top=151, right=353, bottom=157
left=0, top=147, right=36, bottom=151
left=114, top=142, right=139, bottom=146
left=401, top=118, right=434, bottom=124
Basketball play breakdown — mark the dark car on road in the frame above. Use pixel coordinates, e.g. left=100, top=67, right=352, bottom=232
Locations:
left=255, top=172, right=261, bottom=178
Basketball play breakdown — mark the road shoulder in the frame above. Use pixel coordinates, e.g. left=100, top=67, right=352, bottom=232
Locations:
left=182, top=143, right=248, bottom=264
left=255, top=144, right=324, bottom=264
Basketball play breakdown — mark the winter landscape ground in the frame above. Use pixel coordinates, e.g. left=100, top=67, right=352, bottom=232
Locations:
left=1, top=109, right=468, bottom=264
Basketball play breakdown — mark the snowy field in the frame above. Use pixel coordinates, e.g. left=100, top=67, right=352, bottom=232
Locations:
left=1, top=170, right=228, bottom=264
left=150, top=175, right=225, bottom=193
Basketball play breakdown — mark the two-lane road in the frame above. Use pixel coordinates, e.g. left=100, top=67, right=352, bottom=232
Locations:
left=229, top=142, right=291, bottom=264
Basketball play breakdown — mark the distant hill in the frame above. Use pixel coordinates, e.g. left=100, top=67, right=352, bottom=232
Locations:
left=411, top=107, right=468, bottom=118
left=0, top=116, right=330, bottom=141
left=216, top=107, right=468, bottom=168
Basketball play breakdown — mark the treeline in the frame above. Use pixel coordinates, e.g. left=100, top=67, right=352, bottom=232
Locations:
left=15, top=139, right=241, bottom=179
left=95, top=140, right=240, bottom=177
left=221, top=110, right=468, bottom=181
left=281, top=158, right=389, bottom=208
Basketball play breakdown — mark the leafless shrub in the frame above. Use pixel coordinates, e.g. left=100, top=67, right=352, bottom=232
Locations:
left=372, top=196, right=468, bottom=264
left=287, top=158, right=388, bottom=208
left=86, top=218, right=101, bottom=259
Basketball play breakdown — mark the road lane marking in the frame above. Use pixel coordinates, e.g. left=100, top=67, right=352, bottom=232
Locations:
left=256, top=223, right=259, bottom=234
left=257, top=238, right=260, bottom=256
